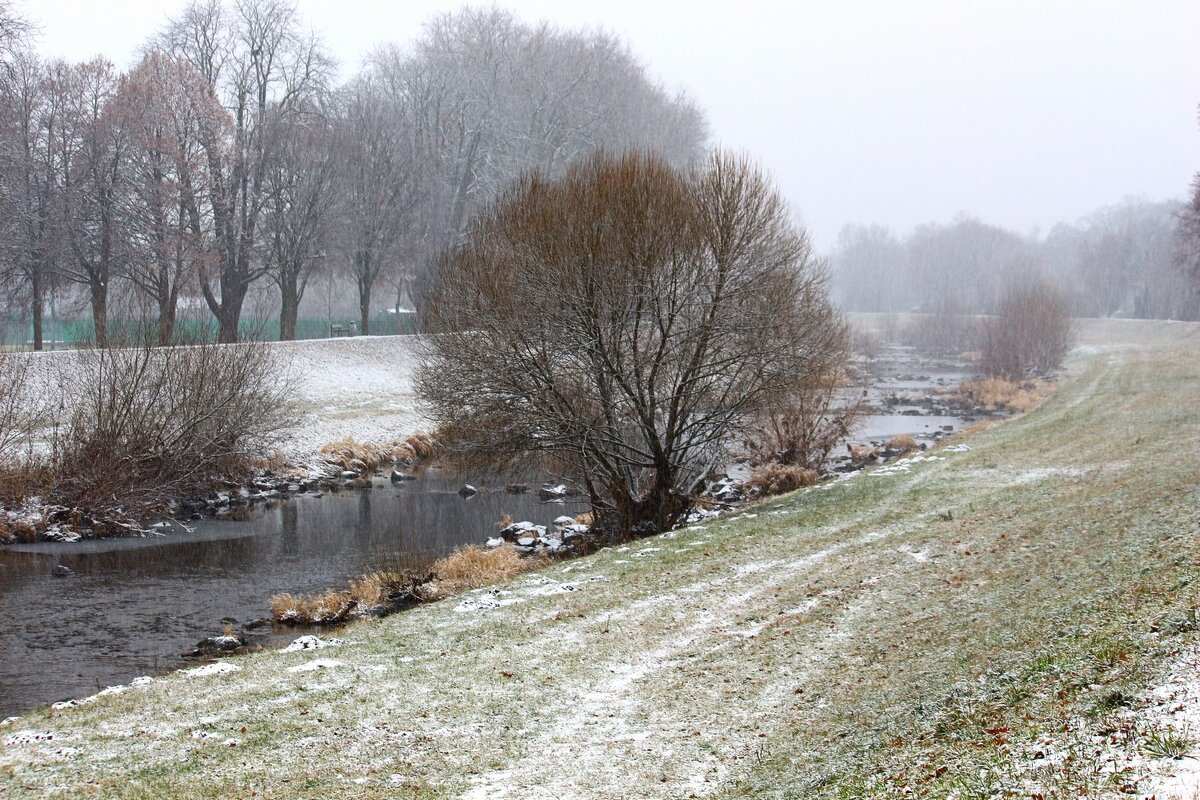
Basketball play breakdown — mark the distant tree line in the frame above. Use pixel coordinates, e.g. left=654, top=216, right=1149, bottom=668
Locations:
left=831, top=199, right=1200, bottom=321
left=0, top=1, right=708, bottom=347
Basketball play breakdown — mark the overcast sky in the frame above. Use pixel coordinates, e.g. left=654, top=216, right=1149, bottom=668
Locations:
left=17, top=0, right=1200, bottom=249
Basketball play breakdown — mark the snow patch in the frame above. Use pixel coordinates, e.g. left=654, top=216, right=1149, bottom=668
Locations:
left=286, top=659, right=345, bottom=673
left=282, top=635, right=343, bottom=652
left=181, top=662, right=242, bottom=677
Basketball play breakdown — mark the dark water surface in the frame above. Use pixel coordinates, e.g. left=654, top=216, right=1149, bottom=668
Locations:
left=0, top=469, right=584, bottom=717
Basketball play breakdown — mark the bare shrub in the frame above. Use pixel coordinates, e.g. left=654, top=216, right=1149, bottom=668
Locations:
left=0, top=355, right=42, bottom=506
left=742, top=373, right=865, bottom=472
left=48, top=337, right=293, bottom=530
left=901, top=299, right=982, bottom=355
left=981, top=282, right=1073, bottom=380
left=420, top=151, right=846, bottom=538
left=745, top=464, right=818, bottom=498
left=742, top=328, right=865, bottom=471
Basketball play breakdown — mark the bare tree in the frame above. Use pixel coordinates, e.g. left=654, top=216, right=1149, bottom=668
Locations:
left=419, top=151, right=843, bottom=538
left=114, top=51, right=229, bottom=344
left=830, top=224, right=908, bottom=311
left=395, top=8, right=708, bottom=310
left=49, top=58, right=127, bottom=347
left=0, top=52, right=61, bottom=349
left=159, top=0, right=331, bottom=342
left=1173, top=173, right=1200, bottom=295
left=329, top=73, right=418, bottom=334
left=261, top=100, right=335, bottom=339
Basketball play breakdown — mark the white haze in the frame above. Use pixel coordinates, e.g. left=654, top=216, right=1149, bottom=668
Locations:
left=19, top=0, right=1199, bottom=248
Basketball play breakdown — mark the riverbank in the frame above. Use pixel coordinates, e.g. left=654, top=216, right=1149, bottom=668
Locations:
left=1, top=320, right=1195, bottom=797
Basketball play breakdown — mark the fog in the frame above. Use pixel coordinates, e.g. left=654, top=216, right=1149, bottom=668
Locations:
left=23, top=0, right=1199, bottom=248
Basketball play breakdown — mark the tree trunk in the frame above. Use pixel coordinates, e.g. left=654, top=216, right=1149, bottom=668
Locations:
left=90, top=277, right=108, bottom=348
left=359, top=282, right=371, bottom=336
left=30, top=274, right=43, bottom=352
left=156, top=298, right=176, bottom=346
left=214, top=280, right=248, bottom=344
left=356, top=252, right=372, bottom=335
left=279, top=277, right=299, bottom=341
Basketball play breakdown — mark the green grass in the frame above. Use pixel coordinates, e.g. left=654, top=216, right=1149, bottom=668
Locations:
left=1, top=320, right=1197, bottom=798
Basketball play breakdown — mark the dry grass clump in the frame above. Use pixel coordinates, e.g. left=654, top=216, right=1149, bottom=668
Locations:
left=574, top=512, right=594, bottom=526
left=429, top=544, right=547, bottom=596
left=885, top=434, right=918, bottom=453
left=404, top=432, right=439, bottom=461
left=270, top=569, right=435, bottom=625
left=848, top=443, right=878, bottom=462
left=745, top=463, right=818, bottom=498
left=270, top=590, right=352, bottom=626
left=960, top=377, right=1051, bottom=413
left=320, top=438, right=389, bottom=473
left=270, top=544, right=547, bottom=624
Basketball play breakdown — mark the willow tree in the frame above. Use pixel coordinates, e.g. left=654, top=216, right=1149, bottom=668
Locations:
left=419, top=151, right=843, bottom=538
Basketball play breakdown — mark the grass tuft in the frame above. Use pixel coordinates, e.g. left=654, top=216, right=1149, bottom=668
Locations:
left=745, top=463, right=818, bottom=497
left=429, top=545, right=547, bottom=597
left=885, top=434, right=918, bottom=453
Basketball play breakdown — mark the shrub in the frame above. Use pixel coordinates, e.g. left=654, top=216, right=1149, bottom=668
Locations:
left=745, top=463, right=818, bottom=497
left=742, top=347, right=865, bottom=472
left=981, top=282, right=1072, bottom=380
left=47, top=337, right=292, bottom=530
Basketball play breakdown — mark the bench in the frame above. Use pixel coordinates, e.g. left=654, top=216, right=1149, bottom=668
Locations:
left=329, top=322, right=357, bottom=337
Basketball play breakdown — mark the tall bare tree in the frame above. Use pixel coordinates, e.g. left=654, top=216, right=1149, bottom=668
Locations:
left=0, top=53, right=61, bottom=349
left=329, top=73, right=419, bottom=335
left=261, top=101, right=335, bottom=340
left=159, top=0, right=331, bottom=342
left=50, top=58, right=127, bottom=347
left=1173, top=173, right=1200, bottom=296
left=114, top=51, right=229, bottom=344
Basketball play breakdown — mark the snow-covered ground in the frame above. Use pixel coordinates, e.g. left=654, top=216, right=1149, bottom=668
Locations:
left=265, top=335, right=426, bottom=460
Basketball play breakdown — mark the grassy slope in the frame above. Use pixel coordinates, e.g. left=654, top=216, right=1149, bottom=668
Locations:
left=1, top=322, right=1197, bottom=799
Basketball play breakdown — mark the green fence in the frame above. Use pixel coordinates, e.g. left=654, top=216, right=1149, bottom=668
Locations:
left=0, top=313, right=419, bottom=349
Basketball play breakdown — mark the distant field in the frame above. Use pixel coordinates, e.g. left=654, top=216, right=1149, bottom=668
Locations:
left=1, top=320, right=1196, bottom=798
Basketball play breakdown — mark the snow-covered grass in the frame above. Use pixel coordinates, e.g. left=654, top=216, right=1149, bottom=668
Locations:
left=0, top=321, right=1196, bottom=798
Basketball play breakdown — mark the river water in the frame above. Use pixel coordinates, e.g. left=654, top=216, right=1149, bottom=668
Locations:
left=0, top=470, right=585, bottom=717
